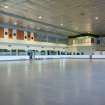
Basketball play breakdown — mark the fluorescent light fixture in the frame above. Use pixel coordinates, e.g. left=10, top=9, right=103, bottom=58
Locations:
left=60, top=23, right=64, bottom=26
left=38, top=16, right=42, bottom=19
left=4, top=5, right=8, bottom=8
left=95, top=17, right=99, bottom=20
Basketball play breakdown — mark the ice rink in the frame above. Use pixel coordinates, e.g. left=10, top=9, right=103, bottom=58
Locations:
left=0, top=59, right=105, bottom=105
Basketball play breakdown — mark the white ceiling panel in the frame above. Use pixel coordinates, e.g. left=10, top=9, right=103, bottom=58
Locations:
left=0, top=0, right=104, bottom=36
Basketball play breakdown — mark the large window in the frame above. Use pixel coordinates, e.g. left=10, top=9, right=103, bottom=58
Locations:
left=58, top=51, right=60, bottom=55
left=50, top=50, right=57, bottom=55
left=11, top=49, right=17, bottom=55
left=40, top=50, right=46, bottom=55
left=18, top=50, right=26, bottom=55
left=61, top=52, right=65, bottom=55
left=0, top=49, right=10, bottom=56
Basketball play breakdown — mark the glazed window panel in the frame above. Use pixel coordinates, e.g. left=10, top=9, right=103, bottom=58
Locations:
left=11, top=49, right=17, bottom=55
left=91, top=38, right=94, bottom=43
left=0, top=49, right=10, bottom=56
left=27, top=32, right=31, bottom=40
left=18, top=50, right=26, bottom=55
left=40, top=50, right=46, bottom=55
left=34, top=33, right=38, bottom=41
left=50, top=51, right=57, bottom=55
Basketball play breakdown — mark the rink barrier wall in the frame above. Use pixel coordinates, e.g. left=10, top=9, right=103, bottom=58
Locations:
left=92, top=55, right=105, bottom=59
left=0, top=56, right=29, bottom=61
left=0, top=55, right=105, bottom=61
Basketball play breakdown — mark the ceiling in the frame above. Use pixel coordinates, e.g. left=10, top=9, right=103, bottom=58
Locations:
left=0, top=0, right=104, bottom=36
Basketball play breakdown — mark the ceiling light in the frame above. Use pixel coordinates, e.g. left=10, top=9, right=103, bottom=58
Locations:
left=4, top=5, right=8, bottom=9
left=95, top=17, right=99, bottom=20
left=38, top=16, right=42, bottom=19
left=60, top=23, right=64, bottom=26
left=14, top=22, right=17, bottom=25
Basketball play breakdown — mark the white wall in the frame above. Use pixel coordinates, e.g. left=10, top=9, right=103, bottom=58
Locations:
left=92, top=55, right=105, bottom=59
left=0, top=56, right=29, bottom=61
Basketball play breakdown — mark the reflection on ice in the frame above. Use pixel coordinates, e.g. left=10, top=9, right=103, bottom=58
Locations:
left=0, top=59, right=105, bottom=105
